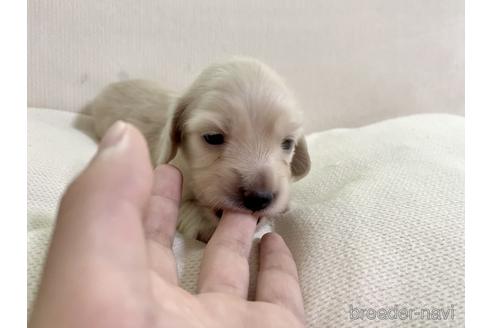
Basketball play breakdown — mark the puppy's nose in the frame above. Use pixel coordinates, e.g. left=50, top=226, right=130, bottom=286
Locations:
left=242, top=190, right=273, bottom=212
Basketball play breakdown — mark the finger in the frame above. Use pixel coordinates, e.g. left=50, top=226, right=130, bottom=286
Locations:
left=198, top=211, right=257, bottom=298
left=256, top=233, right=305, bottom=324
left=44, top=122, right=153, bottom=288
left=144, top=165, right=182, bottom=284
left=31, top=122, right=155, bottom=325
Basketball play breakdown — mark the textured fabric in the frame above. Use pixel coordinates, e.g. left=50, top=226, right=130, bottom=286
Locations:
left=27, top=108, right=464, bottom=326
left=27, top=0, right=464, bottom=133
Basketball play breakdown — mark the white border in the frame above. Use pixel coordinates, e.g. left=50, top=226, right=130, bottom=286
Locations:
left=0, top=0, right=27, bottom=326
left=465, top=0, right=492, bottom=327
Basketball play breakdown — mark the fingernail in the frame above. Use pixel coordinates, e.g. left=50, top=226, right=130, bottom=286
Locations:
left=99, top=121, right=127, bottom=151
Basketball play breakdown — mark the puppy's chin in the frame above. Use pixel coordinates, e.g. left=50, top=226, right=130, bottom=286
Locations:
left=202, top=200, right=288, bottom=221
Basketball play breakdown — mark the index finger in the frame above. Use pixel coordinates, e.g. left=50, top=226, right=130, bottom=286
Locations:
left=197, top=211, right=258, bottom=298
left=143, top=165, right=182, bottom=284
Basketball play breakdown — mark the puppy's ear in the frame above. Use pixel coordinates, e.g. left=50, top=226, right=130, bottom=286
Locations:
left=291, top=136, right=311, bottom=180
left=154, top=97, right=189, bottom=164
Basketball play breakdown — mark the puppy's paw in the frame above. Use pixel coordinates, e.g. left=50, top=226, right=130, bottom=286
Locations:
left=177, top=201, right=218, bottom=243
left=196, top=224, right=216, bottom=243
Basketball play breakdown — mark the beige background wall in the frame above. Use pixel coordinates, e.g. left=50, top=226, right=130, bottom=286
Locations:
left=28, top=0, right=464, bottom=133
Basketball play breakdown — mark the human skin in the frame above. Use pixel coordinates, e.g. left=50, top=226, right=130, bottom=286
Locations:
left=29, top=122, right=305, bottom=328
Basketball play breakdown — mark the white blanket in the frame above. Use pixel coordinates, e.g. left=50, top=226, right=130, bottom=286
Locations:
left=28, top=108, right=464, bottom=327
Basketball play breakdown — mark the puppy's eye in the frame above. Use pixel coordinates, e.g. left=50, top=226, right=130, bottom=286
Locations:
left=281, top=138, right=294, bottom=151
left=203, top=133, right=225, bottom=145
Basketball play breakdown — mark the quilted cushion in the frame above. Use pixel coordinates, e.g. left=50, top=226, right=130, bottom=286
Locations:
left=28, top=108, right=464, bottom=327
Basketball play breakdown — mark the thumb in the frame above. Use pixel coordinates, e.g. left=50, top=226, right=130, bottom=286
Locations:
left=31, top=122, right=155, bottom=326
left=56, top=120, right=154, bottom=272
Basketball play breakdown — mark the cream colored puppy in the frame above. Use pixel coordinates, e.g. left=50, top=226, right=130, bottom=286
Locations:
left=88, top=57, right=310, bottom=241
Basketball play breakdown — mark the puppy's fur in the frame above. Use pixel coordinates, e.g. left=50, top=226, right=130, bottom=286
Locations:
left=88, top=57, right=310, bottom=241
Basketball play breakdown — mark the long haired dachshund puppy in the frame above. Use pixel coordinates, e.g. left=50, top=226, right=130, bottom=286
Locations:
left=88, top=57, right=310, bottom=242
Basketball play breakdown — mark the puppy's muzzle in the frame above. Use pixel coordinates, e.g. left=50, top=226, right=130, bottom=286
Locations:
left=241, top=189, right=274, bottom=212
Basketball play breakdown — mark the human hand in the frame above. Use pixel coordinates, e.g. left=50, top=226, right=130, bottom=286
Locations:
left=29, top=122, right=305, bottom=327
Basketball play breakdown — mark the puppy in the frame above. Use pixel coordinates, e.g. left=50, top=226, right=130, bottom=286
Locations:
left=87, top=57, right=310, bottom=241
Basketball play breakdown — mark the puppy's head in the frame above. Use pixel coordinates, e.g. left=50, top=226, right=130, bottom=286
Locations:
left=160, top=57, right=310, bottom=216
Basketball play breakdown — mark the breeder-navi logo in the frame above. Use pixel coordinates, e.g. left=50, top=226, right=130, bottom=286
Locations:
left=348, top=304, right=455, bottom=321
